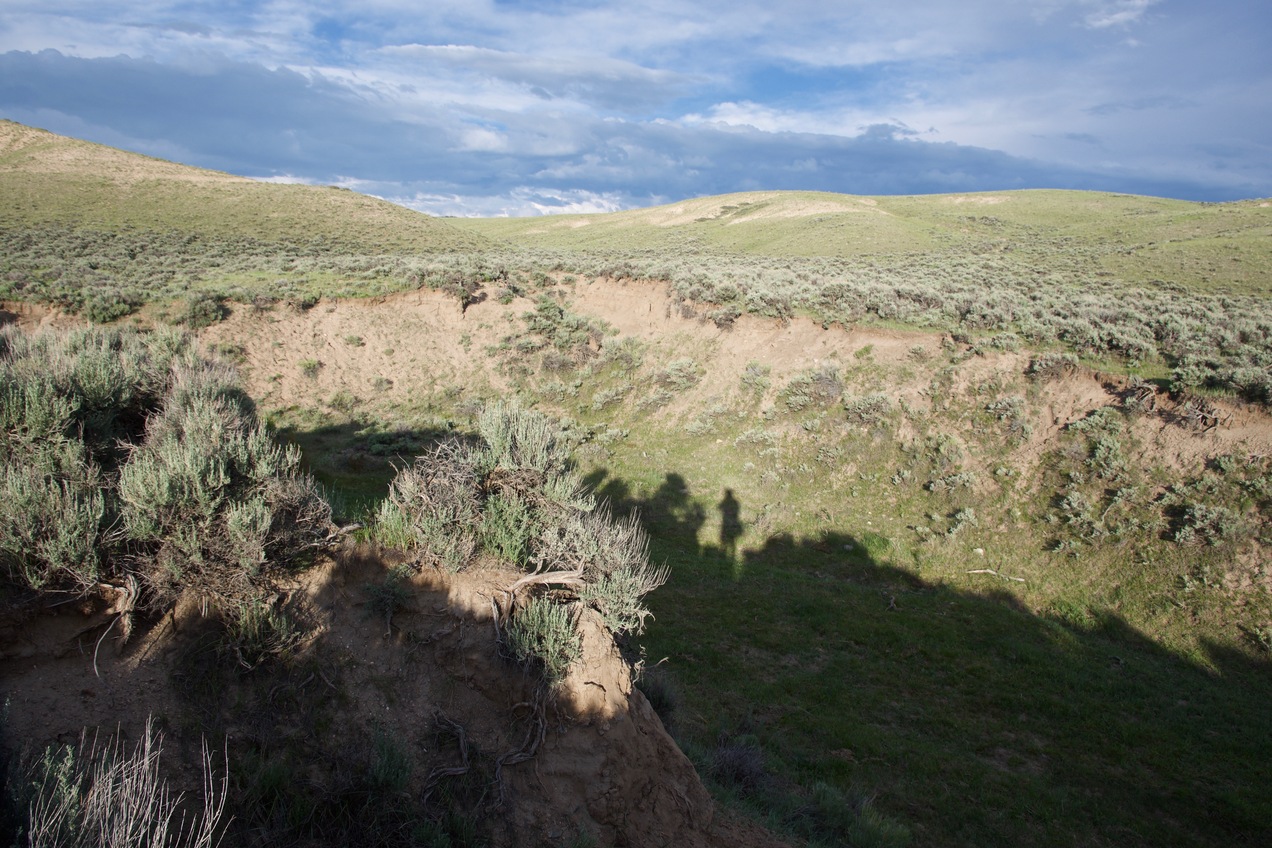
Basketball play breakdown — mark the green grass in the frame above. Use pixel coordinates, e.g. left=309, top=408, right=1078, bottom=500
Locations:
left=636, top=519, right=1271, bottom=847
left=5, top=118, right=1272, bottom=847
left=273, top=309, right=1271, bottom=846
left=453, top=189, right=1272, bottom=295
left=0, top=121, right=487, bottom=254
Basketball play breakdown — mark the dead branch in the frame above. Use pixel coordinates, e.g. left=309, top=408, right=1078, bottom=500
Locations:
left=966, top=568, right=1026, bottom=583
left=423, top=712, right=472, bottom=799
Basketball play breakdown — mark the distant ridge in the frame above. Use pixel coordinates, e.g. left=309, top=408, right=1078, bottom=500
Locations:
left=0, top=120, right=488, bottom=254
left=454, top=187, right=1272, bottom=290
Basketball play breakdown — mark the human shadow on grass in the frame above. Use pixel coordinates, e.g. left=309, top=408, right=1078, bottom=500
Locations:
left=582, top=465, right=1272, bottom=848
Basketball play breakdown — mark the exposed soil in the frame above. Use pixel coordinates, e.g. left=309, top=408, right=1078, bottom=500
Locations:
left=200, top=278, right=1272, bottom=477
left=1, top=546, right=788, bottom=847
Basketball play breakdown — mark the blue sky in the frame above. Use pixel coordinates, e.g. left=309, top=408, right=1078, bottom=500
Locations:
left=1, top=1, right=1269, bottom=215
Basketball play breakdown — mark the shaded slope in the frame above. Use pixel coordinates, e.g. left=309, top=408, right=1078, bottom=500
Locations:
left=0, top=550, right=760, bottom=848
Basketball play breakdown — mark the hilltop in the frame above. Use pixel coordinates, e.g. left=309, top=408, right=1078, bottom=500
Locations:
left=0, top=120, right=487, bottom=254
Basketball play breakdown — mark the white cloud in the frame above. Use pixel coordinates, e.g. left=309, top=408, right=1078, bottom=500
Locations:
left=1083, top=0, right=1157, bottom=29
left=456, top=125, right=507, bottom=152
left=379, top=44, right=690, bottom=112
left=0, top=0, right=1269, bottom=209
left=383, top=186, right=636, bottom=218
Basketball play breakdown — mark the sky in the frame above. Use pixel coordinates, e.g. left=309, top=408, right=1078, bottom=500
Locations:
left=1, top=1, right=1270, bottom=216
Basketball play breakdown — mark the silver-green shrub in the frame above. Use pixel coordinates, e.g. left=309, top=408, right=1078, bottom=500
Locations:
left=379, top=405, right=668, bottom=638
left=534, top=508, right=669, bottom=637
left=375, top=440, right=481, bottom=570
left=118, top=362, right=330, bottom=600
left=503, top=595, right=582, bottom=684
left=0, top=441, right=104, bottom=590
left=843, top=392, right=893, bottom=425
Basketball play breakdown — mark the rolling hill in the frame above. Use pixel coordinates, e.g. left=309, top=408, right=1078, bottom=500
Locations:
left=455, top=187, right=1272, bottom=294
left=2, top=120, right=1271, bottom=848
left=0, top=119, right=488, bottom=254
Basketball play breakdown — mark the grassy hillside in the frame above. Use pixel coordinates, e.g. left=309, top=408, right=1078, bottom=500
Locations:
left=0, top=121, right=491, bottom=319
left=3, top=122, right=1272, bottom=847
left=456, top=189, right=1272, bottom=295
left=0, top=120, right=486, bottom=253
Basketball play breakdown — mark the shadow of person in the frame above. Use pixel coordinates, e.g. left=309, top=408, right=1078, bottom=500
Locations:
left=651, top=473, right=705, bottom=557
left=718, top=488, right=742, bottom=562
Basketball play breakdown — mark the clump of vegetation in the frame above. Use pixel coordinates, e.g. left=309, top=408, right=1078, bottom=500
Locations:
left=781, top=365, right=842, bottom=412
left=222, top=599, right=304, bottom=670
left=375, top=442, right=481, bottom=571
left=9, top=718, right=227, bottom=848
left=503, top=595, right=582, bottom=683
left=521, top=295, right=609, bottom=358
left=1026, top=352, right=1079, bottom=380
left=740, top=361, right=771, bottom=393
left=118, top=366, right=332, bottom=605
left=376, top=404, right=668, bottom=656
left=655, top=358, right=702, bottom=392
left=986, top=396, right=1032, bottom=441
left=0, top=325, right=332, bottom=612
left=843, top=392, right=892, bottom=426
left=177, top=293, right=229, bottom=329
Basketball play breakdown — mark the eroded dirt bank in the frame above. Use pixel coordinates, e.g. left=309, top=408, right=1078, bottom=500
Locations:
left=2, top=546, right=787, bottom=847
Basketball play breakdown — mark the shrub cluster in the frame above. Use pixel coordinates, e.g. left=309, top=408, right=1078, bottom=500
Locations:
left=0, top=325, right=331, bottom=608
left=376, top=404, right=669, bottom=681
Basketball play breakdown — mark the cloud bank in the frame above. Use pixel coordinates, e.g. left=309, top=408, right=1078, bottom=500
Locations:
left=1, top=1, right=1269, bottom=214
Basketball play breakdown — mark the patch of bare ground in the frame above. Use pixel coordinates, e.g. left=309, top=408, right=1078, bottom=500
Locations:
left=1, top=547, right=786, bottom=847
left=0, top=299, right=80, bottom=331
left=202, top=279, right=1272, bottom=483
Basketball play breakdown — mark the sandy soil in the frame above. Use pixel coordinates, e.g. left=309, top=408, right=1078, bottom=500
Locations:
left=1, top=547, right=788, bottom=847
left=202, top=279, right=1272, bottom=482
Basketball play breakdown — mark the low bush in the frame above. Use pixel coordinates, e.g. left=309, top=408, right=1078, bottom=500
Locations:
left=377, top=405, right=668, bottom=639
left=781, top=366, right=842, bottom=412
left=844, top=392, right=893, bottom=426
left=655, top=358, right=702, bottom=392
left=0, top=443, right=104, bottom=591
left=222, top=599, right=303, bottom=670
left=1172, top=503, right=1244, bottom=546
left=374, top=442, right=481, bottom=571
left=740, top=361, right=771, bottom=393
left=1026, top=352, right=1079, bottom=380
left=178, top=293, right=229, bottom=329
left=118, top=377, right=331, bottom=604
left=537, top=508, right=669, bottom=637
left=0, top=325, right=332, bottom=609
left=503, top=595, right=581, bottom=684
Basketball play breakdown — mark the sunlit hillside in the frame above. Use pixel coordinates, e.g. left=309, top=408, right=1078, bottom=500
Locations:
left=2, top=122, right=1270, bottom=848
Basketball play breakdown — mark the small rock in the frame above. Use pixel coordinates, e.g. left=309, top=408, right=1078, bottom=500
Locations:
left=974, top=548, right=985, bottom=556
